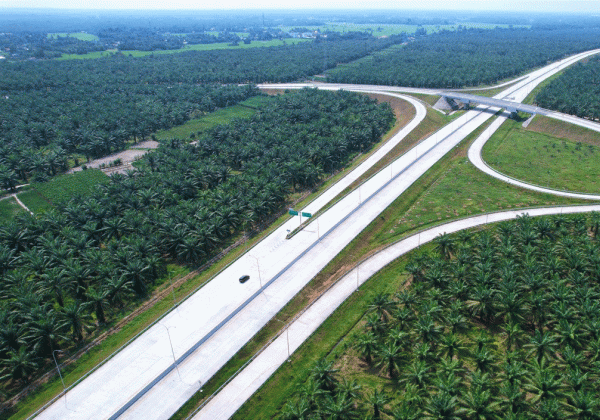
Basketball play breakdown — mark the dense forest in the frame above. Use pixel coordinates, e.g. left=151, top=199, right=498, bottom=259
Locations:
left=0, top=89, right=394, bottom=398
left=326, top=27, right=600, bottom=88
left=279, top=213, right=600, bottom=419
left=535, top=55, right=600, bottom=121
left=0, top=35, right=399, bottom=186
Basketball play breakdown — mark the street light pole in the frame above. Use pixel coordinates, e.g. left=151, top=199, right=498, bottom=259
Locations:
left=249, top=255, right=262, bottom=288
left=159, top=324, right=182, bottom=380
left=274, top=318, right=290, bottom=359
left=52, top=350, right=67, bottom=404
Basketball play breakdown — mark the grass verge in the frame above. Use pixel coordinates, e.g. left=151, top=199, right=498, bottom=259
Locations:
left=482, top=117, right=600, bottom=194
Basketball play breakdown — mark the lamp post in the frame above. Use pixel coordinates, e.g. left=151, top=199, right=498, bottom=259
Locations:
left=159, top=324, right=181, bottom=380
left=52, top=350, right=67, bottom=404
left=274, top=318, right=290, bottom=359
left=248, top=255, right=262, bottom=288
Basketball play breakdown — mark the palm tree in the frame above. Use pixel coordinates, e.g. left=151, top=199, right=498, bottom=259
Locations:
left=501, top=381, right=527, bottom=415
left=460, top=387, right=501, bottom=420
left=310, top=359, right=338, bottom=392
left=319, top=393, right=357, bottom=420
left=403, top=359, right=430, bottom=390
left=434, top=233, right=455, bottom=260
left=368, top=293, right=395, bottom=323
left=422, top=392, right=461, bottom=420
left=439, top=333, right=465, bottom=360
left=337, top=378, right=361, bottom=401
left=526, top=359, right=565, bottom=404
left=354, top=332, right=377, bottom=366
left=565, top=390, right=600, bottom=420
left=279, top=397, right=312, bottom=420
left=502, top=321, right=525, bottom=353
left=26, top=310, right=67, bottom=358
left=85, top=286, right=109, bottom=325
left=60, top=300, right=92, bottom=342
left=474, top=347, right=496, bottom=374
left=433, top=372, right=463, bottom=398
left=375, top=341, right=403, bottom=379
left=527, top=330, right=558, bottom=364
left=366, top=388, right=390, bottom=419
left=0, top=347, right=38, bottom=385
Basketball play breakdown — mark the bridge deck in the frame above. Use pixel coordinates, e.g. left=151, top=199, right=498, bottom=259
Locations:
left=441, top=92, right=548, bottom=115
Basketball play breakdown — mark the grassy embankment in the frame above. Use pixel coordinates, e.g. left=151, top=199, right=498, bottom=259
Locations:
left=482, top=116, right=600, bottom=194
left=4, top=92, right=411, bottom=420
left=230, top=114, right=591, bottom=420
left=57, top=39, right=311, bottom=60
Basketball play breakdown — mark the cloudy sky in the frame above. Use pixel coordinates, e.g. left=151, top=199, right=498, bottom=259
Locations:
left=0, top=0, right=597, bottom=12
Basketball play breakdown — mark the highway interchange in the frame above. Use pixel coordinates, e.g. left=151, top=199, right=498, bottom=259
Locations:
left=36, top=48, right=600, bottom=419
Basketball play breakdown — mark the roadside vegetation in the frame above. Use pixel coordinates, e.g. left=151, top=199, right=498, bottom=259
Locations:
left=482, top=118, right=600, bottom=194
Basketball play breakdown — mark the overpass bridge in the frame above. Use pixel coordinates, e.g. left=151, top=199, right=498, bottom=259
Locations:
left=440, top=92, right=550, bottom=116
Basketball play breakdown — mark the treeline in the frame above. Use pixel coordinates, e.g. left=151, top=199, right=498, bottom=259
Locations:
left=0, top=89, right=395, bottom=397
left=0, top=36, right=400, bottom=185
left=326, top=27, right=600, bottom=88
left=535, top=55, right=600, bottom=120
left=280, top=213, right=600, bottom=419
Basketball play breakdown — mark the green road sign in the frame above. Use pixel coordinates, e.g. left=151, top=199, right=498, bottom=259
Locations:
left=301, top=212, right=312, bottom=218
left=289, top=209, right=299, bottom=216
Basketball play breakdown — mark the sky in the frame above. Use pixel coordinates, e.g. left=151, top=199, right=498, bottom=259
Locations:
left=0, top=0, right=598, bottom=12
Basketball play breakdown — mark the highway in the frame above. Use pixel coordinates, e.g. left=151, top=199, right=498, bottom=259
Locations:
left=35, top=49, right=599, bottom=420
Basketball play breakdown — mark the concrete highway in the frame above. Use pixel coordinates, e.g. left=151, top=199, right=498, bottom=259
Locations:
left=35, top=49, right=599, bottom=420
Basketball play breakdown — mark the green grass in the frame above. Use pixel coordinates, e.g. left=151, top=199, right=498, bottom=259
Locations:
left=153, top=96, right=276, bottom=140
left=0, top=197, right=27, bottom=221
left=30, top=170, right=110, bottom=206
left=482, top=118, right=600, bottom=194
left=16, top=190, right=53, bottom=214
left=57, top=39, right=310, bottom=60
left=47, top=32, right=99, bottom=41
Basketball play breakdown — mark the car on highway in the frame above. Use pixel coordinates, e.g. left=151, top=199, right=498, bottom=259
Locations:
left=239, top=274, right=250, bottom=283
